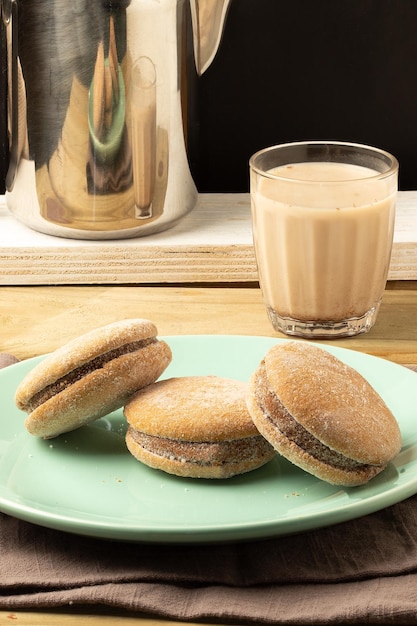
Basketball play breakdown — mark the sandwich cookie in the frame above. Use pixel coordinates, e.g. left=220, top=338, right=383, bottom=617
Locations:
left=15, top=319, right=172, bottom=438
left=124, top=375, right=276, bottom=478
left=246, top=341, right=402, bottom=486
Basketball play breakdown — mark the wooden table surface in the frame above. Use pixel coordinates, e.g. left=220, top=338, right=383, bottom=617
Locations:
left=0, top=280, right=416, bottom=626
left=1, top=281, right=417, bottom=365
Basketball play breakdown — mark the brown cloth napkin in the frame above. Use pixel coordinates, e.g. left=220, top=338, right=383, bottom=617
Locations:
left=1, top=354, right=417, bottom=625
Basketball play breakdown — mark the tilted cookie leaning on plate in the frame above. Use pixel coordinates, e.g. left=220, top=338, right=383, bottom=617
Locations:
left=14, top=320, right=402, bottom=486
left=14, top=319, right=172, bottom=439
left=245, top=341, right=402, bottom=486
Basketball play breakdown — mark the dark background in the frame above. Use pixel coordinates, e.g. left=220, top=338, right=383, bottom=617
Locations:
left=2, top=0, right=417, bottom=194
left=0, top=15, right=7, bottom=195
left=193, top=0, right=417, bottom=193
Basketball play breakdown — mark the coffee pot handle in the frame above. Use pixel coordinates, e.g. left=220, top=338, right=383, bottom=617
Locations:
left=190, top=0, right=232, bottom=75
left=1, top=0, right=18, bottom=191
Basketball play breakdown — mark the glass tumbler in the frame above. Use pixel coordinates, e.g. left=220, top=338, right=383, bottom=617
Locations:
left=249, top=141, right=398, bottom=338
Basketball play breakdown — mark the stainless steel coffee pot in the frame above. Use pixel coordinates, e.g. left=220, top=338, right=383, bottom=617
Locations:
left=1, top=0, right=231, bottom=239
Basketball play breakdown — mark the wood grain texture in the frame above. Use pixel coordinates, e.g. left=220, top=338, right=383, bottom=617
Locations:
left=0, top=192, right=416, bottom=284
left=0, top=283, right=416, bottom=365
left=0, top=612, right=239, bottom=626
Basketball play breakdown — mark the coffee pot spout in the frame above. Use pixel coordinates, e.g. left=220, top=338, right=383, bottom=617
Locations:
left=190, top=0, right=232, bottom=75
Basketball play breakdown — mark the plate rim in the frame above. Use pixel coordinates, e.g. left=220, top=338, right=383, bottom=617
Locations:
left=0, top=334, right=416, bottom=543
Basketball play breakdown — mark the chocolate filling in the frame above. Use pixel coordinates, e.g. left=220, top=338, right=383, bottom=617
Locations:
left=27, top=338, right=156, bottom=411
left=129, top=427, right=274, bottom=467
left=257, top=364, right=376, bottom=472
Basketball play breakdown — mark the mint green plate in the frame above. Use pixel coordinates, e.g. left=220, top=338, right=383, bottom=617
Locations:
left=0, top=336, right=416, bottom=543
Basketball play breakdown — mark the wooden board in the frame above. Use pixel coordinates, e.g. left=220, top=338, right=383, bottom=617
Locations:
left=0, top=192, right=416, bottom=284
left=0, top=612, right=243, bottom=626
left=1, top=283, right=417, bottom=364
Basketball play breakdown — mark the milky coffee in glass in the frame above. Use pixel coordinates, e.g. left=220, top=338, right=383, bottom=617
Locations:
left=249, top=142, right=398, bottom=338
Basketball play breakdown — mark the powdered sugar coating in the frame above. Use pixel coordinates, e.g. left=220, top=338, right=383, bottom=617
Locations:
left=16, top=319, right=172, bottom=438
left=124, top=376, right=261, bottom=441
left=15, top=319, right=158, bottom=408
left=245, top=341, right=402, bottom=486
left=263, top=342, right=401, bottom=464
left=125, top=375, right=276, bottom=478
